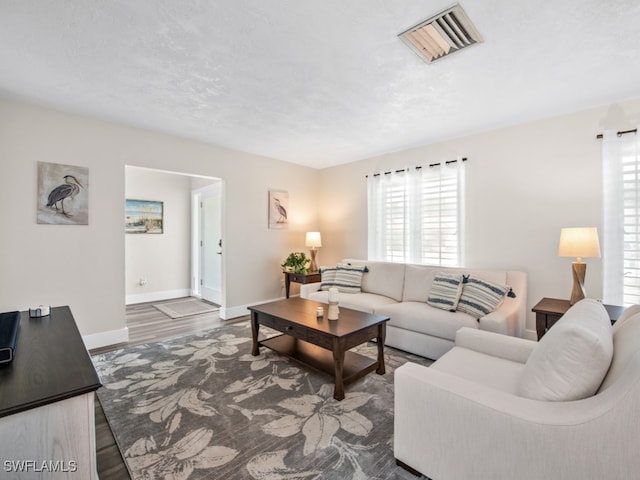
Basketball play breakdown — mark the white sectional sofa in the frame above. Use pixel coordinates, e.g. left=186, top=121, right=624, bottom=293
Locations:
left=300, top=259, right=527, bottom=360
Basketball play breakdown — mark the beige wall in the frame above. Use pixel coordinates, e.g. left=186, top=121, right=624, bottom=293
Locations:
left=3, top=95, right=640, bottom=345
left=125, top=166, right=193, bottom=303
left=0, top=98, right=319, bottom=345
left=318, top=97, right=640, bottom=337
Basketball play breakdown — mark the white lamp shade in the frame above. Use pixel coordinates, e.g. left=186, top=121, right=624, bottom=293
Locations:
left=305, top=231, right=322, bottom=248
left=558, top=227, right=601, bottom=259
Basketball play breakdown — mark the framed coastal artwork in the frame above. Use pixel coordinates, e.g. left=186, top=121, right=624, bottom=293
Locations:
left=37, top=161, right=89, bottom=225
left=125, top=199, right=164, bottom=234
left=268, top=190, right=288, bottom=229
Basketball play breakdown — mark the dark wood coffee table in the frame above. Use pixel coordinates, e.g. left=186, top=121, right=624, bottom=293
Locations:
left=249, top=297, right=389, bottom=400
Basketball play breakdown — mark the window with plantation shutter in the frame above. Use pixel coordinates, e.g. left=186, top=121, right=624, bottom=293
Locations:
left=368, top=159, right=465, bottom=266
left=603, top=129, right=640, bottom=306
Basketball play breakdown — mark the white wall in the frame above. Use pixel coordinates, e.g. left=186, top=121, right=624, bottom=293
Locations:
left=319, top=97, right=640, bottom=338
left=0, top=98, right=319, bottom=346
left=125, top=166, right=192, bottom=304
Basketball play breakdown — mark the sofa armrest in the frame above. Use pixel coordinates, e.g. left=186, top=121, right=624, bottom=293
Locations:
left=394, top=361, right=634, bottom=480
left=479, top=295, right=521, bottom=336
left=396, top=361, right=619, bottom=425
left=454, top=327, right=536, bottom=364
left=299, top=282, right=321, bottom=299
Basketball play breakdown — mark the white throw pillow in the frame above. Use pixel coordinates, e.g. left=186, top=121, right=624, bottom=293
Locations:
left=427, top=272, right=464, bottom=312
left=518, top=299, right=613, bottom=401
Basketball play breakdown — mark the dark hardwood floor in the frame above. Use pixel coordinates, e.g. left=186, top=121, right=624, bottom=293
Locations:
left=90, top=298, right=245, bottom=480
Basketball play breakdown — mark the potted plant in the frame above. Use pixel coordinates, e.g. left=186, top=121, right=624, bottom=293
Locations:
left=281, top=252, right=310, bottom=274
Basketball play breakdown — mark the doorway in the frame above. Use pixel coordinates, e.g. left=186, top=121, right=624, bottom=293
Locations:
left=192, top=182, right=223, bottom=305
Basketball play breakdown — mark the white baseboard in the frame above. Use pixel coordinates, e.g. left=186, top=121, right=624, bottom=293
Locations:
left=220, top=305, right=248, bottom=320
left=83, top=326, right=129, bottom=350
left=126, top=289, right=191, bottom=305
left=523, top=328, right=538, bottom=341
left=221, top=296, right=287, bottom=320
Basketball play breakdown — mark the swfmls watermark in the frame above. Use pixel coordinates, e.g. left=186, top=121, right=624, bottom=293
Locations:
left=4, top=460, right=78, bottom=473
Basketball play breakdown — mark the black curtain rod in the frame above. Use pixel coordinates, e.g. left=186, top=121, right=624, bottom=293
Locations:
left=596, top=128, right=637, bottom=139
left=366, top=157, right=467, bottom=178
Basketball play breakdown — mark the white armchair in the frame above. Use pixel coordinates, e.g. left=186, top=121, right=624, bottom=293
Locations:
left=394, top=299, right=640, bottom=480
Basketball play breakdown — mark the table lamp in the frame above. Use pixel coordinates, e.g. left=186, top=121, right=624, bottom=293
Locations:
left=305, top=231, right=322, bottom=272
left=558, top=227, right=601, bottom=304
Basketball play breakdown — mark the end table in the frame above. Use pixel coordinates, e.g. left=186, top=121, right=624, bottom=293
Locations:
left=284, top=271, right=321, bottom=298
left=532, top=297, right=625, bottom=340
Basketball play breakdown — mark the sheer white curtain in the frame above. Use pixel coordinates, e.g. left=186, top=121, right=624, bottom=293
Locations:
left=602, top=129, right=640, bottom=305
left=367, top=159, right=465, bottom=266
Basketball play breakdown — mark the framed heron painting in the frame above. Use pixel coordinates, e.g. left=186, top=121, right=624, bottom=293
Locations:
left=268, top=190, right=288, bottom=229
left=37, top=161, right=89, bottom=225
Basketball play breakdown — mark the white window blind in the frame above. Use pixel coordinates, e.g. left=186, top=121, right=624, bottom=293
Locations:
left=602, top=129, right=640, bottom=306
left=368, top=159, right=465, bottom=266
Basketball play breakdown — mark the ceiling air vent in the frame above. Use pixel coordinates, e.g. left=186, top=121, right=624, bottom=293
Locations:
left=398, top=4, right=482, bottom=63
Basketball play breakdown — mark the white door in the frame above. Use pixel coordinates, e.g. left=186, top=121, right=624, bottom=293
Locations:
left=193, top=182, right=223, bottom=305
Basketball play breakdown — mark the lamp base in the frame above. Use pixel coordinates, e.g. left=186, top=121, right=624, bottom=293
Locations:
left=570, top=261, right=587, bottom=305
left=309, top=248, right=318, bottom=272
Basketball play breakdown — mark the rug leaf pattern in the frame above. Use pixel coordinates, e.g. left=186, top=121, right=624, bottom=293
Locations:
left=93, top=321, right=431, bottom=479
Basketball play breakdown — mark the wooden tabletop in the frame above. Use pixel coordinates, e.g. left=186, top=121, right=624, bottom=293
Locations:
left=249, top=297, right=389, bottom=337
left=0, top=306, right=102, bottom=418
left=532, top=297, right=625, bottom=322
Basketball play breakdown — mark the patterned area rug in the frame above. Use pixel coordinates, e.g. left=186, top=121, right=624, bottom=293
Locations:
left=92, top=321, right=432, bottom=480
left=153, top=298, right=219, bottom=318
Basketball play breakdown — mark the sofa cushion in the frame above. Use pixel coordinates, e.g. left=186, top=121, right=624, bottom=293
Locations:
left=375, top=301, right=478, bottom=341
left=343, top=259, right=405, bottom=301
left=307, top=290, right=397, bottom=314
left=457, top=275, right=513, bottom=319
left=432, top=346, right=526, bottom=395
left=402, top=265, right=508, bottom=303
left=402, top=265, right=438, bottom=302
left=427, top=272, right=464, bottom=312
left=518, top=299, right=613, bottom=401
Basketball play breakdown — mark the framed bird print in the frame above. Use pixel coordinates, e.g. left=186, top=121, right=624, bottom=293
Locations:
left=37, top=161, right=89, bottom=225
left=268, top=190, right=288, bottom=229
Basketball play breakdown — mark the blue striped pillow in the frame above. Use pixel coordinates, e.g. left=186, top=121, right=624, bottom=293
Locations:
left=457, top=275, right=516, bottom=318
left=333, top=265, right=367, bottom=293
left=427, top=273, right=464, bottom=312
left=320, top=266, right=338, bottom=291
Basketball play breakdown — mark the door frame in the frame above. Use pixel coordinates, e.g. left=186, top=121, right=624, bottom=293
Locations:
left=191, top=181, right=224, bottom=306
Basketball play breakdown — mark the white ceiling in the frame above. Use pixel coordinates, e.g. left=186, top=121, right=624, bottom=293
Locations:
left=1, top=1, right=639, bottom=168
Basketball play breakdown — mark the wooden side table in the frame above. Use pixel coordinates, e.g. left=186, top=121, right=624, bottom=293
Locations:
left=284, top=271, right=321, bottom=298
left=532, top=297, right=625, bottom=340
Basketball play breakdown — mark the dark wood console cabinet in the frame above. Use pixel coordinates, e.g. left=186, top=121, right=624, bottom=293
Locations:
left=0, top=306, right=102, bottom=478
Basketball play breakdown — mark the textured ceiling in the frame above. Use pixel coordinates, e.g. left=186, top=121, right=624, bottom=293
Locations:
left=1, top=1, right=639, bottom=168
